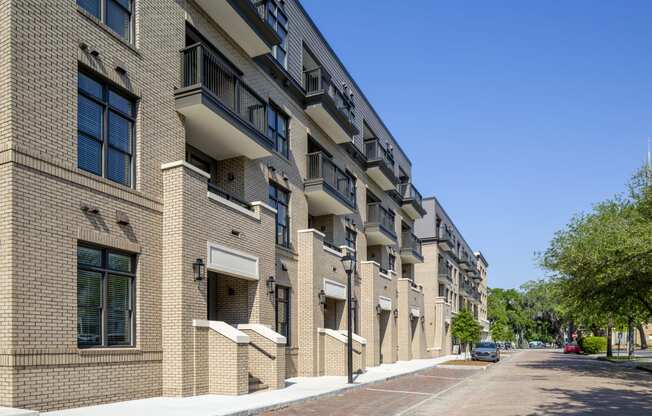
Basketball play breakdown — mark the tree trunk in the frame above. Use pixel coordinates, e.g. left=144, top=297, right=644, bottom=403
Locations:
left=607, top=320, right=613, bottom=357
left=638, top=324, right=648, bottom=350
left=628, top=318, right=635, bottom=357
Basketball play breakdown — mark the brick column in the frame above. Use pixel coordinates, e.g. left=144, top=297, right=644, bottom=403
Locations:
left=360, top=261, right=380, bottom=366
left=161, top=162, right=209, bottom=396
left=397, top=279, right=412, bottom=361
left=297, top=229, right=324, bottom=376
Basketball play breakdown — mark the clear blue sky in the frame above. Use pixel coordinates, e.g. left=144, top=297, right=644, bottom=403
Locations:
left=301, top=0, right=652, bottom=289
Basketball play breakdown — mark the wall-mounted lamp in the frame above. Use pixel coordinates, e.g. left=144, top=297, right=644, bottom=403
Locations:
left=393, top=309, right=399, bottom=318
left=318, top=289, right=326, bottom=306
left=375, top=304, right=382, bottom=315
left=192, top=258, right=205, bottom=282
left=266, top=275, right=276, bottom=295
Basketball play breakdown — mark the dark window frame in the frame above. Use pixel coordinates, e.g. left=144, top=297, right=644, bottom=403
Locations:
left=77, top=244, right=136, bottom=348
left=275, top=286, right=290, bottom=345
left=388, top=253, right=396, bottom=273
left=345, top=227, right=357, bottom=251
left=267, top=0, right=289, bottom=68
left=268, top=104, right=289, bottom=157
left=77, top=0, right=134, bottom=43
left=78, top=69, right=136, bottom=187
left=269, top=182, right=290, bottom=248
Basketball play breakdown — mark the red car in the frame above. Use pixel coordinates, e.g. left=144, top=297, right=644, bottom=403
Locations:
left=564, top=342, right=582, bottom=354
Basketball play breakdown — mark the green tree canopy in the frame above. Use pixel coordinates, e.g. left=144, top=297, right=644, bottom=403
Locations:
left=451, top=308, right=481, bottom=358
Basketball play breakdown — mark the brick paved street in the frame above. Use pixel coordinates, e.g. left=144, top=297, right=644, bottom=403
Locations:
left=263, top=365, right=484, bottom=416
left=265, top=350, right=652, bottom=416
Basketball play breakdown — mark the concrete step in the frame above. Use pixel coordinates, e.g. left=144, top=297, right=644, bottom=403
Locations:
left=248, top=374, right=268, bottom=393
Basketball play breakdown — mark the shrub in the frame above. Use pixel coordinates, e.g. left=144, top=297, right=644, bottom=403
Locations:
left=579, top=336, right=607, bottom=354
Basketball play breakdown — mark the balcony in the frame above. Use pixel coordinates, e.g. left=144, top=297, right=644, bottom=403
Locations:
left=303, top=67, right=359, bottom=143
left=194, top=0, right=281, bottom=57
left=365, top=203, right=397, bottom=246
left=438, top=268, right=453, bottom=283
left=175, top=44, right=273, bottom=160
left=208, top=183, right=253, bottom=212
left=400, top=231, right=424, bottom=264
left=458, top=256, right=470, bottom=271
left=304, top=152, right=356, bottom=216
left=398, top=183, right=426, bottom=219
left=436, top=228, right=454, bottom=253
left=364, top=138, right=397, bottom=191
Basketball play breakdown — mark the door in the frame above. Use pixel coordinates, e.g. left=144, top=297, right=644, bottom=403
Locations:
left=207, top=271, right=218, bottom=321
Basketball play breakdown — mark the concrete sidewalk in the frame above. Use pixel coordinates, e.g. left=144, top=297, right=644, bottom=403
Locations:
left=39, top=354, right=463, bottom=416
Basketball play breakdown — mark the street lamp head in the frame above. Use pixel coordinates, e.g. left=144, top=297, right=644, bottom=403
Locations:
left=341, top=253, right=356, bottom=274
left=318, top=289, right=327, bottom=306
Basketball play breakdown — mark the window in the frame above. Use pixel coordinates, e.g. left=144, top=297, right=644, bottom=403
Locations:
left=388, top=253, right=396, bottom=272
left=345, top=228, right=356, bottom=251
left=268, top=106, right=289, bottom=157
left=269, top=182, right=290, bottom=247
left=77, top=0, right=133, bottom=43
left=275, top=286, right=290, bottom=345
left=77, top=245, right=135, bottom=347
left=78, top=72, right=135, bottom=187
left=267, top=1, right=288, bottom=67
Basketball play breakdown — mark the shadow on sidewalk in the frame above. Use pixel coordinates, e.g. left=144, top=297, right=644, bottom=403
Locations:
left=526, top=386, right=652, bottom=416
left=517, top=351, right=652, bottom=385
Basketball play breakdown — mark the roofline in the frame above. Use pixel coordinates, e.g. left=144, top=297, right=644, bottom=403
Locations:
left=474, top=251, right=489, bottom=267
left=294, top=0, right=412, bottom=167
left=423, top=195, right=477, bottom=255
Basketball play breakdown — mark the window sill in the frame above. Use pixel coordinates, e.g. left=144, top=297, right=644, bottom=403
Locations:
left=78, top=347, right=141, bottom=355
left=77, top=7, right=142, bottom=58
left=276, top=244, right=297, bottom=257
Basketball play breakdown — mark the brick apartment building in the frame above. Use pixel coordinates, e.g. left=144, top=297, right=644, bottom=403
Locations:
left=414, top=197, right=490, bottom=356
left=0, top=0, right=488, bottom=411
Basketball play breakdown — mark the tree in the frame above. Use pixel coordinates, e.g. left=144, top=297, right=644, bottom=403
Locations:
left=451, top=309, right=481, bottom=359
left=541, top=165, right=652, bottom=356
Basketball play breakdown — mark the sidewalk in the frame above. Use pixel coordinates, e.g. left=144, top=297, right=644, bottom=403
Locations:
left=40, top=354, right=463, bottom=416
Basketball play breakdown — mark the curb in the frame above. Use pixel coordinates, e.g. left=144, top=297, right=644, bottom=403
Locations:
left=636, top=364, right=652, bottom=374
left=227, top=356, right=466, bottom=416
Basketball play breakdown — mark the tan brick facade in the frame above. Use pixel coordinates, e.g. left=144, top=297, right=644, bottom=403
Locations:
left=0, top=0, right=477, bottom=412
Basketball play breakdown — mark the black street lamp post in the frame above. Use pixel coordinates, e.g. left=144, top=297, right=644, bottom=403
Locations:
left=341, top=253, right=356, bottom=384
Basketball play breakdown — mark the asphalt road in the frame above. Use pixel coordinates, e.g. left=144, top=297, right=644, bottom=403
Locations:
left=264, top=350, right=652, bottom=416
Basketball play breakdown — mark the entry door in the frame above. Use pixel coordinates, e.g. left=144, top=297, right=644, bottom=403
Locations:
left=207, top=272, right=218, bottom=321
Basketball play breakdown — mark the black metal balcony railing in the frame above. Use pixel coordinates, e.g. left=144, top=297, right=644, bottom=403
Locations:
left=401, top=231, right=422, bottom=257
left=181, top=43, right=269, bottom=137
left=437, top=226, right=454, bottom=243
left=306, top=152, right=357, bottom=208
left=399, top=182, right=423, bottom=207
left=367, top=203, right=396, bottom=237
left=364, top=138, right=395, bottom=167
left=438, top=268, right=452, bottom=282
left=251, top=0, right=278, bottom=23
left=303, top=67, right=356, bottom=127
left=208, top=182, right=252, bottom=211
left=323, top=240, right=342, bottom=253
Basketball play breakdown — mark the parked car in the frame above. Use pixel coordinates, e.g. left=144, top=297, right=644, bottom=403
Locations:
left=472, top=341, right=501, bottom=362
left=529, top=341, right=545, bottom=349
left=564, top=342, right=582, bottom=354
left=504, top=342, right=512, bottom=350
